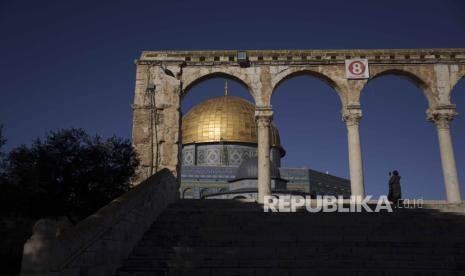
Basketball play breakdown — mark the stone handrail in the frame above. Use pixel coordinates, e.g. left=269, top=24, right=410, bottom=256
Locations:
left=20, top=168, right=178, bottom=276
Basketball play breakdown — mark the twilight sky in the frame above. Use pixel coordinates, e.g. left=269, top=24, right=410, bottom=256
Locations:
left=1, top=0, right=464, bottom=199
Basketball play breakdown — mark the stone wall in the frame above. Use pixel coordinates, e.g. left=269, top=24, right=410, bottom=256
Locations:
left=20, top=169, right=177, bottom=276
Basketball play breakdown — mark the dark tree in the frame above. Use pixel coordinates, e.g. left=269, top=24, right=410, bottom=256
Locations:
left=0, top=125, right=17, bottom=215
left=0, top=125, right=6, bottom=173
left=4, top=128, right=139, bottom=223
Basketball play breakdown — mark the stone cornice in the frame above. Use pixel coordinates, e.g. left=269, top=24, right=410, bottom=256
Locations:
left=137, top=48, right=465, bottom=66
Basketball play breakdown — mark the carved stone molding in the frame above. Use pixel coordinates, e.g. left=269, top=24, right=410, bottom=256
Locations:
left=427, top=108, right=458, bottom=130
left=342, top=107, right=362, bottom=127
left=139, top=49, right=465, bottom=66
left=132, top=104, right=152, bottom=110
left=255, top=106, right=273, bottom=128
left=256, top=116, right=272, bottom=128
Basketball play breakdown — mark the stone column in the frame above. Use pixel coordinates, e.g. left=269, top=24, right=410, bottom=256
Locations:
left=255, top=107, right=273, bottom=204
left=342, top=107, right=365, bottom=199
left=428, top=108, right=462, bottom=203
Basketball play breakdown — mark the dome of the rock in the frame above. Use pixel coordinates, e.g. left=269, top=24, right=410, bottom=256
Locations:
left=182, top=95, right=282, bottom=151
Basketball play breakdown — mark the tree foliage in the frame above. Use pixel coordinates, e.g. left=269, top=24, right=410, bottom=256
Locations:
left=1, top=128, right=139, bottom=222
left=0, top=125, right=6, bottom=174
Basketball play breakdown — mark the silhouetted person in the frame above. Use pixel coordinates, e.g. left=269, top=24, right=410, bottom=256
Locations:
left=388, top=170, right=402, bottom=205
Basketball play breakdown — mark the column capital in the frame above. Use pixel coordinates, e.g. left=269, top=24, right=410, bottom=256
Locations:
left=342, top=106, right=362, bottom=127
left=255, top=106, right=273, bottom=125
left=427, top=108, right=458, bottom=130
left=255, top=106, right=273, bottom=116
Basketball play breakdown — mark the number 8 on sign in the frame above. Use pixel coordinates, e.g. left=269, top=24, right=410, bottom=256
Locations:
left=349, top=61, right=365, bottom=75
left=345, top=59, right=369, bottom=79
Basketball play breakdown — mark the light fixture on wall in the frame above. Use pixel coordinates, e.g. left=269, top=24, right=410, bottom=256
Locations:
left=237, top=51, right=249, bottom=67
left=237, top=51, right=247, bottom=62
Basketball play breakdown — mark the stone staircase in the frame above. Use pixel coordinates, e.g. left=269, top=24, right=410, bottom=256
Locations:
left=117, top=200, right=465, bottom=275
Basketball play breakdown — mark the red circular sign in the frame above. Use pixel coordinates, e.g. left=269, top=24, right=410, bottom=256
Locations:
left=348, top=61, right=366, bottom=75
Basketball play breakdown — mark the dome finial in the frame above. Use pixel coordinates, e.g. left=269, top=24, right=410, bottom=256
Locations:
left=224, top=80, right=228, bottom=96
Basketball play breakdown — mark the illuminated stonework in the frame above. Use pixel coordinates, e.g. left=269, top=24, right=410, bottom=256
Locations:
left=132, top=49, right=465, bottom=203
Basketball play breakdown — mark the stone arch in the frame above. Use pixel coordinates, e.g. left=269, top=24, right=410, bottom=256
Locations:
left=181, top=69, right=256, bottom=104
left=365, top=67, right=434, bottom=106
left=360, top=67, right=443, bottom=199
left=449, top=75, right=465, bottom=197
left=182, top=188, right=193, bottom=199
left=450, top=71, right=465, bottom=99
left=271, top=68, right=346, bottom=106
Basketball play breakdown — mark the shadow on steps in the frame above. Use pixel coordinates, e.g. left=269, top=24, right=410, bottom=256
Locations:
left=117, top=199, right=465, bottom=275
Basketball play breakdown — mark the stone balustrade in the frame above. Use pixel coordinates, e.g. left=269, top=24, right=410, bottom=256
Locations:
left=20, top=169, right=178, bottom=276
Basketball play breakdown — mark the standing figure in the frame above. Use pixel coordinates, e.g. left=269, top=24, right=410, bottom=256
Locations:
left=388, top=170, right=402, bottom=204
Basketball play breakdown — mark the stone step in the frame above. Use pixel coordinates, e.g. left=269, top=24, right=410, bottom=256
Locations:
left=117, top=269, right=464, bottom=276
left=116, top=200, right=465, bottom=274
left=128, top=246, right=465, bottom=260
left=158, top=210, right=465, bottom=217
left=143, top=226, right=465, bottom=237
left=152, top=219, right=465, bottom=228
left=148, top=221, right=465, bottom=229
left=119, top=259, right=462, bottom=274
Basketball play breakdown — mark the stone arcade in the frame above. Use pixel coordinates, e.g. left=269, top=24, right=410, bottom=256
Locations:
left=132, top=48, right=465, bottom=203
left=179, top=82, right=351, bottom=200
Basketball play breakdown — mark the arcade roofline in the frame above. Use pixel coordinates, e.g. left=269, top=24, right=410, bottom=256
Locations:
left=137, top=48, right=465, bottom=64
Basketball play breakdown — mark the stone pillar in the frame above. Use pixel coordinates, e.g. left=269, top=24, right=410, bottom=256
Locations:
left=131, top=62, right=182, bottom=186
left=255, top=107, right=273, bottom=204
left=428, top=108, right=462, bottom=203
left=342, top=107, right=365, bottom=199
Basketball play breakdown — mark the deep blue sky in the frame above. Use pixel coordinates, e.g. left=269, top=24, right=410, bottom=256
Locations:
left=1, top=0, right=464, bottom=199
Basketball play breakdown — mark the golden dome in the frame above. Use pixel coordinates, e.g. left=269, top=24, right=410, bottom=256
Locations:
left=182, top=96, right=283, bottom=150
